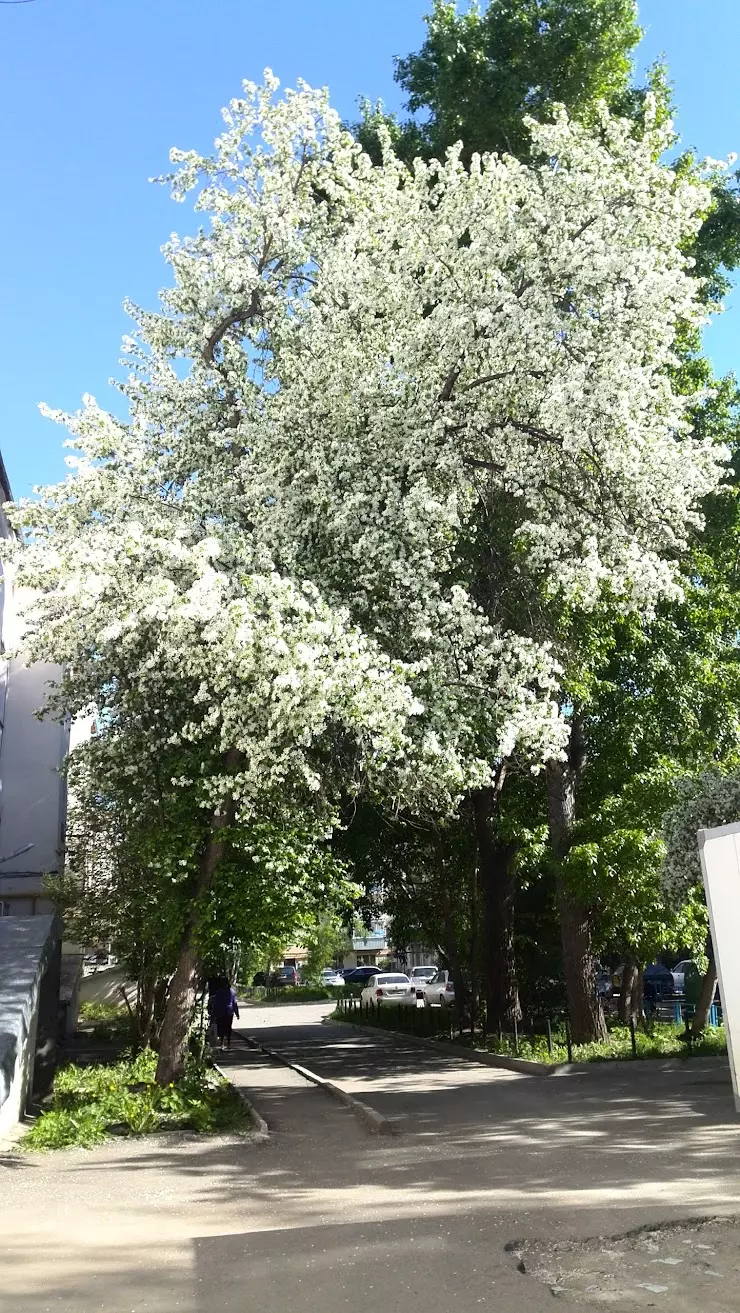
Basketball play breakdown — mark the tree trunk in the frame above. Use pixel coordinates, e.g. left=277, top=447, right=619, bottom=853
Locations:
left=471, top=773, right=521, bottom=1032
left=469, top=856, right=479, bottom=1035
left=546, top=717, right=607, bottom=1045
left=153, top=978, right=169, bottom=1042
left=439, top=887, right=468, bottom=1031
left=155, top=927, right=200, bottom=1085
left=691, top=941, right=718, bottom=1037
left=137, top=974, right=157, bottom=1049
left=617, top=959, right=641, bottom=1025
left=633, top=966, right=644, bottom=1028
left=617, top=962, right=634, bottom=1023
left=155, top=749, right=242, bottom=1085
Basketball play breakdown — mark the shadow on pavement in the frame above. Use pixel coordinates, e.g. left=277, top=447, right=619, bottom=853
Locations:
left=1, top=1007, right=738, bottom=1312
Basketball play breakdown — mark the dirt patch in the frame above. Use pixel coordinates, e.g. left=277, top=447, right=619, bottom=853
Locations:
left=509, top=1215, right=740, bottom=1308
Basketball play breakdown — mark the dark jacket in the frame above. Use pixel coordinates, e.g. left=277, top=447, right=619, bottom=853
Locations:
left=208, top=984, right=239, bottom=1020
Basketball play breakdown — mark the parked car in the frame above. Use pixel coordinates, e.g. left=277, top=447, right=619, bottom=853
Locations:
left=423, top=969, right=455, bottom=1007
left=643, top=963, right=675, bottom=1005
left=408, top=965, right=438, bottom=998
left=359, top=973, right=417, bottom=1007
left=671, top=959, right=695, bottom=994
left=270, top=965, right=298, bottom=987
left=320, top=967, right=346, bottom=988
left=343, top=966, right=385, bottom=986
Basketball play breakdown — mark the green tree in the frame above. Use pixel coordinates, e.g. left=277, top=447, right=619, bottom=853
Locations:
left=395, top=0, right=644, bottom=161
left=302, top=916, right=350, bottom=983
left=351, top=2, right=740, bottom=1045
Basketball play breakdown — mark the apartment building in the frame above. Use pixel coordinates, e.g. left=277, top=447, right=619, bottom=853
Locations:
left=0, top=454, right=70, bottom=1134
left=0, top=455, right=69, bottom=916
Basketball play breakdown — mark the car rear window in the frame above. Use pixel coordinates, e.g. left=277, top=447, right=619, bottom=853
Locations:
left=376, top=974, right=410, bottom=984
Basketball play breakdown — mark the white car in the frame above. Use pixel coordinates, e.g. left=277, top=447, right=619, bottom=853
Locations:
left=320, top=967, right=345, bottom=988
left=423, top=969, right=455, bottom=1007
left=360, top=973, right=417, bottom=1007
left=408, top=965, right=438, bottom=998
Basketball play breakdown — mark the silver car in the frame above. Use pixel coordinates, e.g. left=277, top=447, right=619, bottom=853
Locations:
left=423, top=969, right=455, bottom=1007
left=360, top=973, right=417, bottom=1007
left=320, top=967, right=346, bottom=987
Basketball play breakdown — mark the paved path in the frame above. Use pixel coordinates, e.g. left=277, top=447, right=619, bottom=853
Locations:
left=1, top=1001, right=739, bottom=1312
left=238, top=1003, right=740, bottom=1232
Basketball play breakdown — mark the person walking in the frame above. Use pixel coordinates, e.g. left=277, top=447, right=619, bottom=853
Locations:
left=208, top=976, right=240, bottom=1052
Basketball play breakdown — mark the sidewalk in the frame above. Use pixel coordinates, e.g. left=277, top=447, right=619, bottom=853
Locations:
left=1, top=1010, right=739, bottom=1311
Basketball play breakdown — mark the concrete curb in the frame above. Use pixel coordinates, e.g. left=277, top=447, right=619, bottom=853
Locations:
left=241, top=998, right=343, bottom=1008
left=325, top=1015, right=732, bottom=1079
left=212, top=1062, right=269, bottom=1140
left=240, top=1035, right=395, bottom=1136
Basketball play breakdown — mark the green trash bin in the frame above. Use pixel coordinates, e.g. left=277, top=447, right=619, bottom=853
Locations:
left=684, top=961, right=702, bottom=1014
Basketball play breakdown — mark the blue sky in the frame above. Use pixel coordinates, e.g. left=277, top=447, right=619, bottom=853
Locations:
left=1, top=0, right=738, bottom=498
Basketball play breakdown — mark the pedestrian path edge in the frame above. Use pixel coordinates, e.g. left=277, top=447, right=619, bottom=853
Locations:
left=212, top=1060, right=270, bottom=1139
left=239, top=1034, right=396, bottom=1135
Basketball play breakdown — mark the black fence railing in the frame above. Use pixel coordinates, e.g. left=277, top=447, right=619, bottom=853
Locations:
left=336, top=994, right=459, bottom=1041
left=334, top=995, right=576, bottom=1056
left=334, top=995, right=724, bottom=1062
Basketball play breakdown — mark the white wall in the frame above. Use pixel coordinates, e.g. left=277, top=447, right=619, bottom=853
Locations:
left=698, top=821, right=740, bottom=1115
left=0, top=557, right=70, bottom=911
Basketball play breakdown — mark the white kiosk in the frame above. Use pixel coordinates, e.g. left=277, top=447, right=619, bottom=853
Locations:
left=698, top=821, right=740, bottom=1114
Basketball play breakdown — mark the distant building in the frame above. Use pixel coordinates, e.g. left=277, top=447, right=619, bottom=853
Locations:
left=345, top=924, right=391, bottom=969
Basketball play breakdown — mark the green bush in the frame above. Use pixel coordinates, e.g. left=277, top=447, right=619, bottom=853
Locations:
left=243, top=985, right=349, bottom=1003
left=333, top=1006, right=728, bottom=1065
left=76, top=1001, right=136, bottom=1043
left=22, top=1048, right=250, bottom=1152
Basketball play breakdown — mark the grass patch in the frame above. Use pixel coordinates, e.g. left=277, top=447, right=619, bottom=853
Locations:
left=243, top=985, right=351, bottom=1004
left=468, top=1022, right=727, bottom=1064
left=333, top=1006, right=728, bottom=1065
left=21, top=1048, right=250, bottom=1152
left=76, top=1001, right=136, bottom=1044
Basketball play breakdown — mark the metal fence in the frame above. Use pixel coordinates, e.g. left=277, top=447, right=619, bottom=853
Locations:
left=334, top=994, right=574, bottom=1057
left=334, top=993, right=723, bottom=1061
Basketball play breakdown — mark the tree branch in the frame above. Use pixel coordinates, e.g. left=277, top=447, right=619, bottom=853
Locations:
left=437, top=363, right=462, bottom=403
left=202, top=288, right=262, bottom=364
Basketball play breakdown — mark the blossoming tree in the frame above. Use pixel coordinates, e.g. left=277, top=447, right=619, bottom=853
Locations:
left=136, top=76, right=720, bottom=1039
left=10, top=74, right=727, bottom=1057
left=12, top=443, right=463, bottom=1080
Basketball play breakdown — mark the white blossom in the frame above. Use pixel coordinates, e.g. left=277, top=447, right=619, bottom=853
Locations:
left=8, top=75, right=729, bottom=826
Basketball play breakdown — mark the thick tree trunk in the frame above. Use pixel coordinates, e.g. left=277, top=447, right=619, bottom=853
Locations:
left=691, top=942, right=718, bottom=1037
left=546, top=717, right=607, bottom=1045
left=473, top=786, right=520, bottom=1030
left=155, top=749, right=242, bottom=1085
left=155, top=928, right=200, bottom=1085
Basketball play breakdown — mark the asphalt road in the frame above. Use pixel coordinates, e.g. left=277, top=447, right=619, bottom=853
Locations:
left=236, top=1001, right=740, bottom=1227
left=2, top=1000, right=739, bottom=1312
